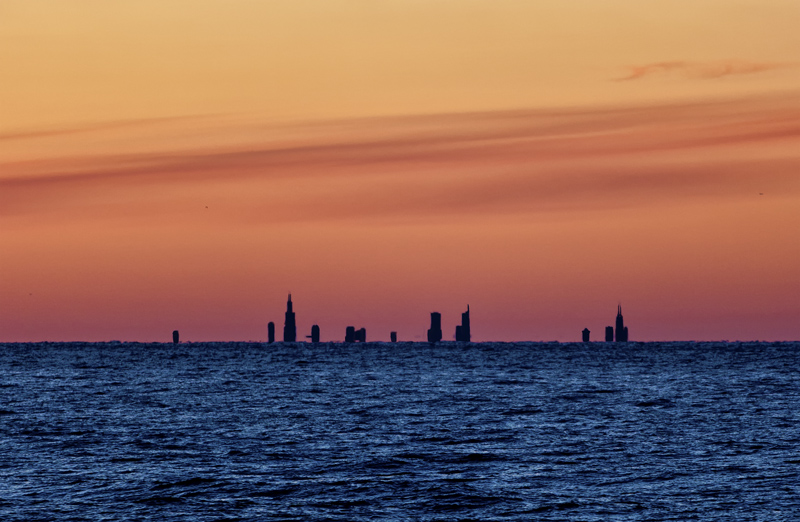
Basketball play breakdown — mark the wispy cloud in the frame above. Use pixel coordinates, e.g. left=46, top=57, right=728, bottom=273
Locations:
left=0, top=115, right=209, bottom=142
left=615, top=60, right=792, bottom=82
left=2, top=94, right=800, bottom=223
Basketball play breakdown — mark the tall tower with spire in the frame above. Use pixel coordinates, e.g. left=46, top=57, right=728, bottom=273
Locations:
left=615, top=305, right=629, bottom=342
left=283, top=294, right=297, bottom=342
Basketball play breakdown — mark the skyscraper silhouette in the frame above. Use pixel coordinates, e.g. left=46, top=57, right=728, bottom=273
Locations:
left=455, top=305, right=471, bottom=342
left=283, top=294, right=296, bottom=342
left=582, top=328, right=590, bottom=342
left=172, top=330, right=179, bottom=344
left=268, top=322, right=275, bottom=344
left=390, top=331, right=397, bottom=343
left=308, top=324, right=320, bottom=343
left=605, top=326, right=614, bottom=342
left=428, top=312, right=442, bottom=343
left=615, top=305, right=629, bottom=342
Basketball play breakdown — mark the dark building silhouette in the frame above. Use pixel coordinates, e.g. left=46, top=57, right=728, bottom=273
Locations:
left=345, top=326, right=366, bottom=342
left=268, top=322, right=275, bottom=344
left=172, top=330, right=179, bottom=344
left=307, top=324, right=320, bottom=343
left=390, top=331, right=397, bottom=343
left=615, top=305, right=629, bottom=342
left=428, top=312, right=442, bottom=343
left=605, top=326, right=614, bottom=342
left=582, top=328, right=590, bottom=342
left=283, top=294, right=296, bottom=342
left=455, top=305, right=471, bottom=342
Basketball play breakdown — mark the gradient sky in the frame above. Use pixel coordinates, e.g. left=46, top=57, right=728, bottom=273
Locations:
left=2, top=1, right=800, bottom=342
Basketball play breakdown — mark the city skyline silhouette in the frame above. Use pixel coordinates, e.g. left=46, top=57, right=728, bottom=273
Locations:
left=3, top=4, right=800, bottom=343
left=204, top=295, right=638, bottom=344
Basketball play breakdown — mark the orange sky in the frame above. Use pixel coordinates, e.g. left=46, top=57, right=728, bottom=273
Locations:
left=2, top=1, right=799, bottom=341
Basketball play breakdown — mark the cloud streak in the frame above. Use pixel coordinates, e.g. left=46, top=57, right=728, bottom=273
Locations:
left=2, top=93, right=800, bottom=223
left=615, top=60, right=792, bottom=82
left=0, top=115, right=211, bottom=143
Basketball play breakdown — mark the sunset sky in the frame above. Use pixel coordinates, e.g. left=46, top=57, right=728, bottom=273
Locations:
left=2, top=1, right=800, bottom=342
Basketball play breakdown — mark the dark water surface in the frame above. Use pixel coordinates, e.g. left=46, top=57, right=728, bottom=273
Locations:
left=1, top=342, right=798, bottom=521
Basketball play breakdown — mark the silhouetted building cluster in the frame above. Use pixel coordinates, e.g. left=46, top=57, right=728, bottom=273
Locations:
left=345, top=326, right=367, bottom=342
left=584, top=306, right=632, bottom=342
left=600, top=305, right=629, bottom=342
left=176, top=296, right=637, bottom=344
left=262, top=299, right=478, bottom=344
left=455, top=306, right=471, bottom=342
left=172, top=295, right=638, bottom=344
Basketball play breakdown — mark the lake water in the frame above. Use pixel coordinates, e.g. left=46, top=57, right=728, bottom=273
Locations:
left=1, top=341, right=798, bottom=521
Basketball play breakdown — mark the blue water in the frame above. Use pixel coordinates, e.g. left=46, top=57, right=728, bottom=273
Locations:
left=1, top=341, right=798, bottom=521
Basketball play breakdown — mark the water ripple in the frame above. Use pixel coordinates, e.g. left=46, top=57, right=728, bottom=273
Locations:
left=1, top=341, right=798, bottom=520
